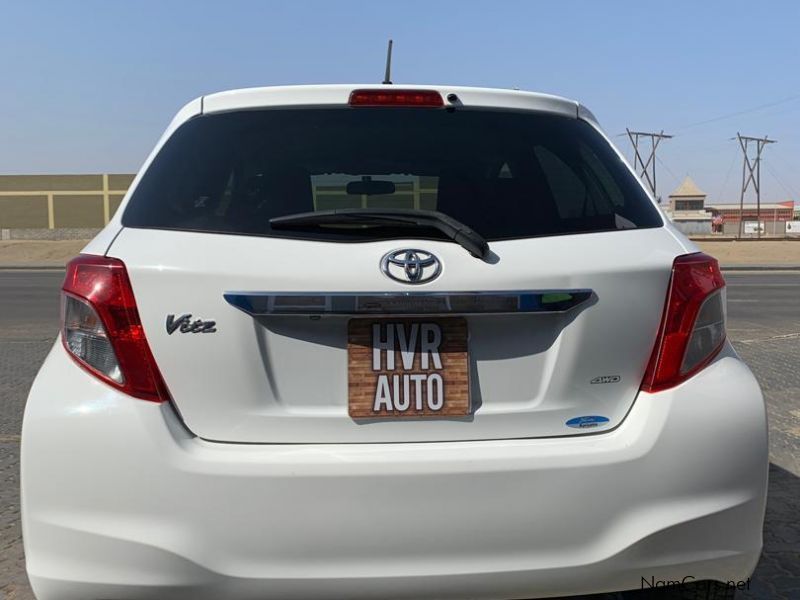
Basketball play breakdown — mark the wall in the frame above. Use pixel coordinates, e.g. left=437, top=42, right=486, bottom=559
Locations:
left=671, top=220, right=712, bottom=235
left=722, top=220, right=787, bottom=236
left=0, top=174, right=134, bottom=229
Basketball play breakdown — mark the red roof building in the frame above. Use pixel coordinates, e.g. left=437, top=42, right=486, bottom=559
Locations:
left=705, top=200, right=795, bottom=223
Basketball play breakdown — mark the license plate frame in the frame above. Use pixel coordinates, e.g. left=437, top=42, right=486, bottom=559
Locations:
left=347, top=317, right=471, bottom=419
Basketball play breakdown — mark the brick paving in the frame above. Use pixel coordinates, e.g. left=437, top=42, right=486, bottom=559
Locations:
left=1, top=340, right=50, bottom=600
left=735, top=339, right=800, bottom=600
left=0, top=281, right=798, bottom=599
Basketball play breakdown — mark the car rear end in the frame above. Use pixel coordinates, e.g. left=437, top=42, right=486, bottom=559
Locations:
left=21, top=85, right=768, bottom=599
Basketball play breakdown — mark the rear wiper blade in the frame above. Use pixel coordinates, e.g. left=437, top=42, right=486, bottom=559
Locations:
left=270, top=208, right=490, bottom=259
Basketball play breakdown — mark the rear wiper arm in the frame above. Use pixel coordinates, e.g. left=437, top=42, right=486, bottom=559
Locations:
left=270, top=208, right=490, bottom=259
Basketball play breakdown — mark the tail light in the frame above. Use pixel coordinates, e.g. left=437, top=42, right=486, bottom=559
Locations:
left=349, top=89, right=444, bottom=107
left=641, top=252, right=726, bottom=393
left=61, top=255, right=169, bottom=402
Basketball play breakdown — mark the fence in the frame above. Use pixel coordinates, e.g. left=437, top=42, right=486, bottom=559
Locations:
left=0, top=174, right=134, bottom=230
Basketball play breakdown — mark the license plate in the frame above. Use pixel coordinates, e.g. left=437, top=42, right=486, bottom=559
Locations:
left=348, top=317, right=470, bottom=418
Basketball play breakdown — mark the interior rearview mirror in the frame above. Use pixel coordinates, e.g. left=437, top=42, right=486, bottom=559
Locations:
left=346, top=177, right=396, bottom=196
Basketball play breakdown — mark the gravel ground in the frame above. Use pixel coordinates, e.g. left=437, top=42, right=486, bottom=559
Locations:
left=695, top=240, right=800, bottom=266
left=0, top=240, right=88, bottom=268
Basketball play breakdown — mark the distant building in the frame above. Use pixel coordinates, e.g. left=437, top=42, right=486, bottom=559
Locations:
left=663, top=177, right=712, bottom=235
left=659, top=175, right=796, bottom=236
left=706, top=200, right=794, bottom=235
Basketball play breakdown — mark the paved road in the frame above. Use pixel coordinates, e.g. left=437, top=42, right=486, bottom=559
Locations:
left=726, top=272, right=800, bottom=341
left=1, top=270, right=798, bottom=599
left=0, top=270, right=61, bottom=340
left=725, top=273, right=800, bottom=480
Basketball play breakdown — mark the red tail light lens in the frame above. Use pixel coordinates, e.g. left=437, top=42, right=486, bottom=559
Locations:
left=349, top=89, right=444, bottom=107
left=61, top=255, right=169, bottom=402
left=641, top=252, right=726, bottom=393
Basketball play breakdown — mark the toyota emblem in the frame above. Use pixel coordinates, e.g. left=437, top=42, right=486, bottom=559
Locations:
left=380, top=249, right=441, bottom=284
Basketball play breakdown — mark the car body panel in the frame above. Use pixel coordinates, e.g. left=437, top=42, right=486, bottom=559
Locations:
left=22, top=341, right=767, bottom=600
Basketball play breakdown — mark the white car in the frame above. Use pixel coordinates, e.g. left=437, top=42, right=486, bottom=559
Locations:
left=22, top=85, right=768, bottom=600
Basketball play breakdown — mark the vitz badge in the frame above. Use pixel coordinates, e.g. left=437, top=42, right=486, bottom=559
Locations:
left=166, top=314, right=217, bottom=334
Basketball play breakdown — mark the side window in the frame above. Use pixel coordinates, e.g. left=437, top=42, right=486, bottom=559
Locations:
left=534, top=146, right=589, bottom=219
left=534, top=143, right=629, bottom=220
left=580, top=144, right=626, bottom=209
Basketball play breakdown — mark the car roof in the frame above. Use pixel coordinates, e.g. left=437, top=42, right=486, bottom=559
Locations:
left=199, top=84, right=583, bottom=119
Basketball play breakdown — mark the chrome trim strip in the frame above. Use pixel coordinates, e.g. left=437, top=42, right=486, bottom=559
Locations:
left=224, top=290, right=593, bottom=316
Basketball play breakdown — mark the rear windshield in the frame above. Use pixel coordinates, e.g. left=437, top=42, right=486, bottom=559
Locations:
left=122, top=108, right=662, bottom=241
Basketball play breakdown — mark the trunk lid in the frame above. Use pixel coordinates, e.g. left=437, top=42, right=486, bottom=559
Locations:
left=108, top=226, right=681, bottom=443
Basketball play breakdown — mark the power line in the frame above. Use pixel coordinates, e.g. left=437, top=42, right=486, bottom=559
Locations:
left=613, top=93, right=800, bottom=139
left=654, top=154, right=680, bottom=186
left=763, top=161, right=799, bottom=199
left=714, top=143, right=740, bottom=202
left=674, top=94, right=800, bottom=132
left=764, top=153, right=800, bottom=192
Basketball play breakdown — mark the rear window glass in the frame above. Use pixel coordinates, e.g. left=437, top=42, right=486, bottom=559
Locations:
left=122, top=108, right=662, bottom=241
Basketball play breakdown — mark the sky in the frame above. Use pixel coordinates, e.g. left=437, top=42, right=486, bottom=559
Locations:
left=0, top=0, right=798, bottom=203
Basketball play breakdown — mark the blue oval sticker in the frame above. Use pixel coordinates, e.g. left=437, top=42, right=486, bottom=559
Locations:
left=565, top=415, right=610, bottom=429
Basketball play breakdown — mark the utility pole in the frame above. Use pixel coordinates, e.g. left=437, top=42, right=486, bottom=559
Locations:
left=735, top=134, right=776, bottom=239
left=626, top=129, right=673, bottom=202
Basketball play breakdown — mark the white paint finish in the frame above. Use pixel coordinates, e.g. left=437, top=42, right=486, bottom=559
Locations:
left=22, top=342, right=767, bottom=599
left=108, top=226, right=683, bottom=443
left=23, top=84, right=768, bottom=597
left=80, top=223, right=122, bottom=256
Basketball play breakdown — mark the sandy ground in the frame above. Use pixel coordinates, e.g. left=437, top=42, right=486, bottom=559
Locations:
left=0, top=239, right=799, bottom=267
left=0, top=240, right=88, bottom=267
left=696, top=240, right=800, bottom=265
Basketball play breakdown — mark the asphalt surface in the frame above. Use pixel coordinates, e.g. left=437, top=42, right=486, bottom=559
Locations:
left=1, top=270, right=798, bottom=600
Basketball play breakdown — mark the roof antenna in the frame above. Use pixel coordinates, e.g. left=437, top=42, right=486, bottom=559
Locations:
left=382, top=39, right=393, bottom=84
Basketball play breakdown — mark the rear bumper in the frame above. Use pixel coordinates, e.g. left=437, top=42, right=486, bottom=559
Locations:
left=22, top=342, right=768, bottom=600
